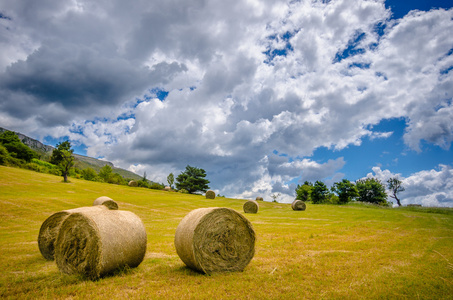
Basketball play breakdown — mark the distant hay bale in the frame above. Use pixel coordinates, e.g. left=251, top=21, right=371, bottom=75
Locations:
left=291, top=200, right=306, bottom=211
left=93, top=196, right=118, bottom=210
left=174, top=207, right=255, bottom=274
left=243, top=200, right=259, bottom=214
left=205, top=190, right=216, bottom=199
left=255, top=196, right=263, bottom=201
left=38, top=206, right=108, bottom=261
left=128, top=180, right=138, bottom=187
left=55, top=209, right=147, bottom=280
left=164, top=186, right=171, bottom=191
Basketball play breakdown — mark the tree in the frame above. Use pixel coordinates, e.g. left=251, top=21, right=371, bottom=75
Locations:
left=331, top=179, right=359, bottom=204
left=50, top=141, right=74, bottom=182
left=175, top=165, right=210, bottom=194
left=0, top=131, right=37, bottom=162
left=167, top=173, right=174, bottom=188
left=387, top=177, right=405, bottom=207
left=271, top=193, right=281, bottom=203
left=356, top=177, right=388, bottom=205
left=81, top=167, right=98, bottom=181
left=295, top=181, right=313, bottom=201
left=311, top=180, right=329, bottom=204
left=98, top=165, right=113, bottom=182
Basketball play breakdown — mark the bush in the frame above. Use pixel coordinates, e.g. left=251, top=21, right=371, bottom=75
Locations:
left=81, top=168, right=99, bottom=181
left=150, top=182, right=165, bottom=190
left=179, top=189, right=189, bottom=194
left=0, top=144, right=8, bottom=165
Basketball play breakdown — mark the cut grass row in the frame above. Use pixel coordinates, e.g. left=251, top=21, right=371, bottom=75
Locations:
left=0, top=166, right=452, bottom=299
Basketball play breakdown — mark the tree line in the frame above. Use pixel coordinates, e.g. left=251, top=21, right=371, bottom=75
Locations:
left=296, top=177, right=404, bottom=206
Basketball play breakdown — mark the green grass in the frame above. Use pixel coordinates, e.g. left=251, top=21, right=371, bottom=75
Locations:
left=1, top=165, right=452, bottom=299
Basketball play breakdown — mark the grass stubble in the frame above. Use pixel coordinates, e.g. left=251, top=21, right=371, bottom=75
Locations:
left=0, top=166, right=452, bottom=299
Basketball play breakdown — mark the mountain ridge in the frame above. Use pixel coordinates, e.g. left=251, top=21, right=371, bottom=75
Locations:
left=0, top=127, right=142, bottom=181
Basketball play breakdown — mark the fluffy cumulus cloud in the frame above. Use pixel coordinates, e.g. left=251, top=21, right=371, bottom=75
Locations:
left=366, top=165, right=453, bottom=207
left=0, top=0, right=452, bottom=202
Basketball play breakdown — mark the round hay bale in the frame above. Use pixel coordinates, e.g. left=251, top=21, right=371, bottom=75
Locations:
left=128, top=180, right=138, bottom=187
left=291, top=200, right=306, bottom=211
left=55, top=209, right=147, bottom=280
left=255, top=196, right=263, bottom=201
left=243, top=200, right=259, bottom=214
left=174, top=207, right=255, bottom=274
left=93, top=196, right=118, bottom=210
left=205, top=190, right=216, bottom=199
left=38, top=206, right=108, bottom=261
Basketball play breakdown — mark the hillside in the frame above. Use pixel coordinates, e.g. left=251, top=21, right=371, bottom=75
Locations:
left=0, top=126, right=142, bottom=181
left=1, top=166, right=452, bottom=299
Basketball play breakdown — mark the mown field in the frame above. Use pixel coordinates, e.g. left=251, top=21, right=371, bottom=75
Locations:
left=1, top=166, right=452, bottom=299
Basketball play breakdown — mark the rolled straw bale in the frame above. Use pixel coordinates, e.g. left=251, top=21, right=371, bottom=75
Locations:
left=55, top=209, right=147, bottom=280
left=205, top=190, right=216, bottom=199
left=255, top=196, right=263, bottom=201
left=128, top=180, right=138, bottom=187
left=174, top=207, right=255, bottom=274
left=93, top=196, right=118, bottom=210
left=291, top=200, right=306, bottom=211
left=38, top=206, right=108, bottom=261
left=243, top=200, right=259, bottom=214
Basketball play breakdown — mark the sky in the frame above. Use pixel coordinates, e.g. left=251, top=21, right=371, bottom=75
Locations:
left=0, top=0, right=452, bottom=206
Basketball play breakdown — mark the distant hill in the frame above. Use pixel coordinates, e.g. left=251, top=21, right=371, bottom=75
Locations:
left=0, top=127, right=143, bottom=181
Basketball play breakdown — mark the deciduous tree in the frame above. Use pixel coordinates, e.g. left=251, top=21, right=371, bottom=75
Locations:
left=50, top=141, right=74, bottom=182
left=356, top=178, right=388, bottom=205
left=331, top=179, right=359, bottom=204
left=387, top=177, right=404, bottom=206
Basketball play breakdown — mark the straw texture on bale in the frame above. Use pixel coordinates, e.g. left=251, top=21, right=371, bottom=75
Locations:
left=205, top=190, right=216, bottom=199
left=93, top=196, right=118, bottom=210
left=38, top=206, right=108, bottom=261
left=291, top=200, right=306, bottom=211
left=128, top=180, right=138, bottom=187
left=55, top=209, right=147, bottom=280
left=255, top=196, right=263, bottom=201
left=243, top=200, right=259, bottom=214
left=174, top=207, right=255, bottom=274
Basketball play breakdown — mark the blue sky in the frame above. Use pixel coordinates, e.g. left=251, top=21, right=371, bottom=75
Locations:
left=0, top=0, right=452, bottom=206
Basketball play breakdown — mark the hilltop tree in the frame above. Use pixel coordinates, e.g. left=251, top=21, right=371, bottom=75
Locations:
left=175, top=165, right=210, bottom=194
left=311, top=180, right=329, bottom=204
left=331, top=179, right=359, bottom=204
left=356, top=177, right=388, bottom=205
left=50, top=141, right=74, bottom=182
left=295, top=181, right=313, bottom=201
left=387, top=177, right=405, bottom=206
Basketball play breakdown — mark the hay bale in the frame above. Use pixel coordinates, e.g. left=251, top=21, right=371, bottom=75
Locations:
left=243, top=200, right=259, bottom=214
left=128, top=180, right=138, bottom=187
left=291, top=200, right=306, bottom=211
left=255, top=196, right=263, bottom=201
left=174, top=207, right=255, bottom=274
left=93, top=196, right=118, bottom=210
left=38, top=206, right=108, bottom=261
left=205, top=190, right=216, bottom=199
left=55, top=209, right=147, bottom=280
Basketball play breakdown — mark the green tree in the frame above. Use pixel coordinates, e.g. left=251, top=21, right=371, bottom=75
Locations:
left=356, top=177, right=388, bottom=205
left=81, top=167, right=98, bottom=181
left=98, top=165, right=113, bottom=182
left=0, top=144, right=8, bottom=165
left=167, top=173, right=175, bottom=188
left=387, top=177, right=404, bottom=207
left=311, top=180, right=329, bottom=204
left=295, top=181, right=313, bottom=201
left=331, top=179, right=359, bottom=204
left=0, top=131, right=37, bottom=162
left=175, top=165, right=210, bottom=194
left=50, top=141, right=74, bottom=182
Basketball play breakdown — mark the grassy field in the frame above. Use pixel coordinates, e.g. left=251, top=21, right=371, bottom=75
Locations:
left=1, top=165, right=452, bottom=299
